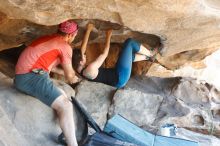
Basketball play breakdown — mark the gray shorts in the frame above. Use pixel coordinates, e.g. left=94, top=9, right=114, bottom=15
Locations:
left=14, top=72, right=62, bottom=106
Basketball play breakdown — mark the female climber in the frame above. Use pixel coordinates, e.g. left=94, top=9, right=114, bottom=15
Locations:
left=74, top=23, right=162, bottom=88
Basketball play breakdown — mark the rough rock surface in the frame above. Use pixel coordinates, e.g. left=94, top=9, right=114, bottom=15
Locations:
left=1, top=0, right=220, bottom=56
left=69, top=76, right=220, bottom=145
left=176, top=128, right=220, bottom=146
left=109, top=89, right=163, bottom=126
left=75, top=80, right=116, bottom=131
left=148, top=49, right=220, bottom=91
left=125, top=76, right=220, bottom=138
left=0, top=0, right=220, bottom=145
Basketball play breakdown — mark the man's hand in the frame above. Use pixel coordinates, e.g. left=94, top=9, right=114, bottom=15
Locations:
left=51, top=66, right=64, bottom=76
left=71, top=75, right=81, bottom=84
left=62, top=64, right=82, bottom=84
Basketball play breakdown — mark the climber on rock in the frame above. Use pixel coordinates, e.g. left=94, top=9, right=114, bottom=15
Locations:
left=74, top=23, right=163, bottom=88
left=14, top=20, right=80, bottom=146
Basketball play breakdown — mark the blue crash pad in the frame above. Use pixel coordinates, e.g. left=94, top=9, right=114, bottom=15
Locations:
left=104, top=115, right=199, bottom=146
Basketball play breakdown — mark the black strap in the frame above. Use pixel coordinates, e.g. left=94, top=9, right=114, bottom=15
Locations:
left=57, top=96, right=101, bottom=145
left=71, top=96, right=102, bottom=132
left=58, top=133, right=66, bottom=145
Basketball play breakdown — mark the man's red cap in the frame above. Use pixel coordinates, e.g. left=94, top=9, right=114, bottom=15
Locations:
left=59, top=20, right=78, bottom=34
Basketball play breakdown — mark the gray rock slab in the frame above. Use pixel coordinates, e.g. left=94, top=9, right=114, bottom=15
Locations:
left=75, top=80, right=116, bottom=131
left=0, top=72, right=78, bottom=146
left=173, top=79, right=211, bottom=108
left=176, top=128, right=220, bottom=146
left=109, top=88, right=163, bottom=126
left=0, top=106, right=29, bottom=146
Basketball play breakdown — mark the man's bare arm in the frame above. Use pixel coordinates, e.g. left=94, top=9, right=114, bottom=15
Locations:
left=51, top=66, right=64, bottom=76
left=62, top=64, right=80, bottom=84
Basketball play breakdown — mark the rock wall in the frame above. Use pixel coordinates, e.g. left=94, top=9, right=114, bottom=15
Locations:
left=0, top=1, right=220, bottom=145
left=70, top=76, right=220, bottom=146
left=1, top=0, right=220, bottom=54
left=148, top=49, right=220, bottom=91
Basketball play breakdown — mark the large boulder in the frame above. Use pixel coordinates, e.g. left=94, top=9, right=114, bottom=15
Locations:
left=0, top=72, right=85, bottom=146
left=0, top=106, right=29, bottom=146
left=114, top=76, right=220, bottom=138
left=75, top=80, right=116, bottom=131
left=109, top=88, right=163, bottom=126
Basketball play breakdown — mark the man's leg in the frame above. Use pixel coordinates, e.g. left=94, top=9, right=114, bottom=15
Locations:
left=14, top=73, right=78, bottom=146
left=51, top=95, right=78, bottom=146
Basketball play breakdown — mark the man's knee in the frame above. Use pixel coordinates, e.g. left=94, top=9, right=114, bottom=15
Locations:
left=58, top=88, right=67, bottom=97
left=51, top=95, right=72, bottom=113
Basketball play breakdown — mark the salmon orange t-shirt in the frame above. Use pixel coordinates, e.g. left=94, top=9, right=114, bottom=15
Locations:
left=15, top=34, right=72, bottom=74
